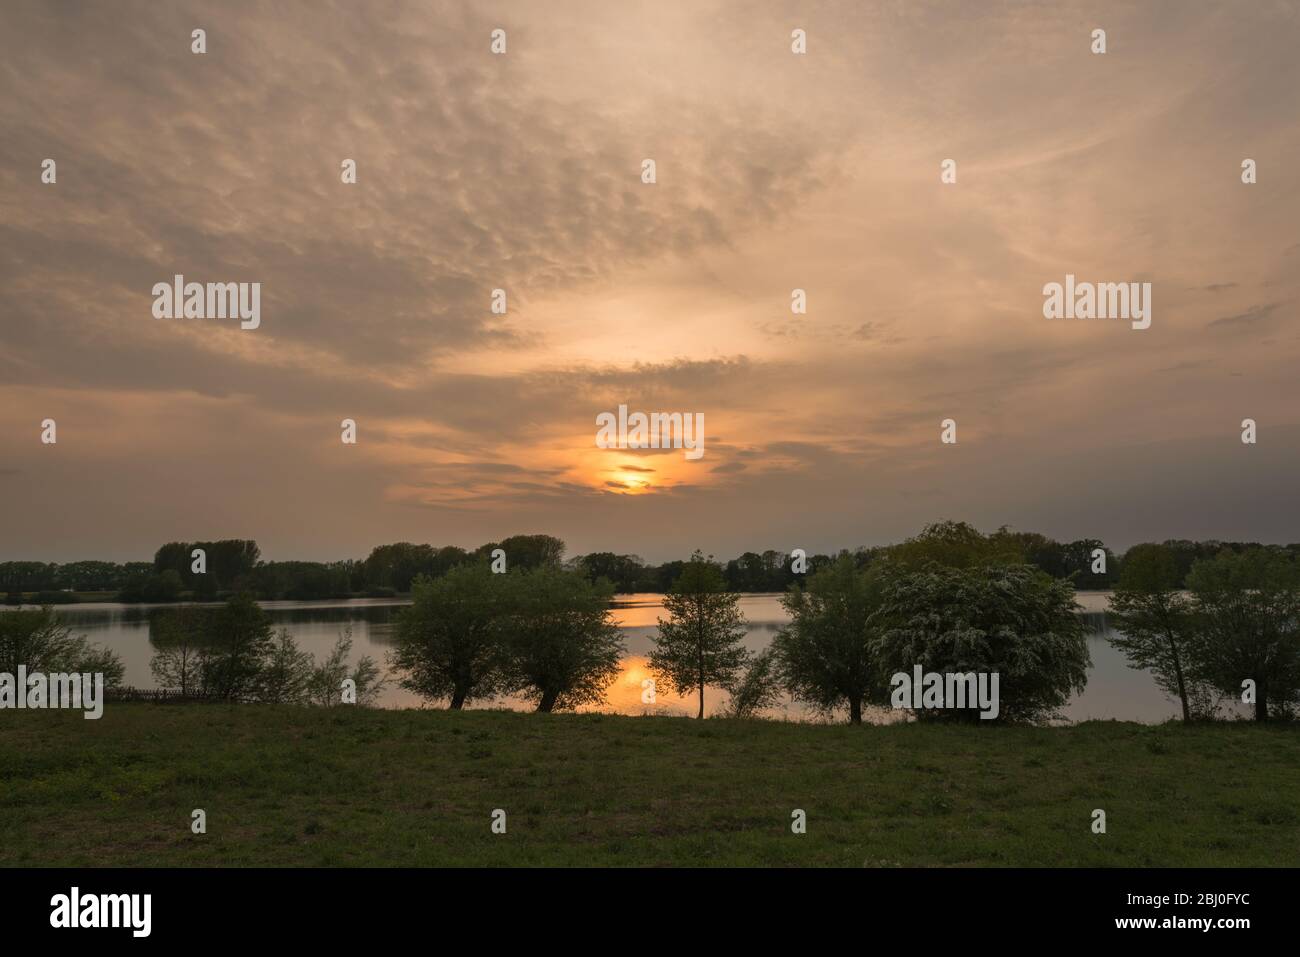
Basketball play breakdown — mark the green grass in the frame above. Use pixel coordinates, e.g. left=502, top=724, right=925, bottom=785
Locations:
left=1, top=704, right=1297, bottom=866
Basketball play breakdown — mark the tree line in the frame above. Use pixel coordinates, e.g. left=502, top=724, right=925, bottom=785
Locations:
left=5, top=528, right=1295, bottom=604
left=4, top=521, right=1299, bottom=722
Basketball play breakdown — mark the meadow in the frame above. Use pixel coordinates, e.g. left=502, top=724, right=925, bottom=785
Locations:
left=2, top=704, right=1296, bottom=867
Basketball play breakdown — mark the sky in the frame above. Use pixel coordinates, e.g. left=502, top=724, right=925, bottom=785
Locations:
left=2, top=0, right=1299, bottom=564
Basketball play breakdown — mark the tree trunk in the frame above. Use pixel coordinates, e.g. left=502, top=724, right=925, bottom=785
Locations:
left=1255, top=693, right=1269, bottom=722
left=537, top=690, right=558, bottom=713
left=1166, top=632, right=1190, bottom=723
left=698, top=633, right=705, bottom=719
left=449, top=688, right=467, bottom=710
left=849, top=697, right=862, bottom=725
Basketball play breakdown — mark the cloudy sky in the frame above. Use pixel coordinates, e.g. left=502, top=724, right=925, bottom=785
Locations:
left=3, top=0, right=1298, bottom=564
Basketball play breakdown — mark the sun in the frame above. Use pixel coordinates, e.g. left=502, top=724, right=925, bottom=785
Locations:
left=611, top=469, right=654, bottom=494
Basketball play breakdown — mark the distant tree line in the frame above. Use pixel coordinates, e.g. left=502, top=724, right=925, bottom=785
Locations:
left=6, top=529, right=1297, bottom=605
left=0, top=561, right=154, bottom=603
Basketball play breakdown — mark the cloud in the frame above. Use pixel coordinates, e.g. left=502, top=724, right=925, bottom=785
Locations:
left=2, top=0, right=1299, bottom=561
left=1209, top=303, right=1282, bottom=328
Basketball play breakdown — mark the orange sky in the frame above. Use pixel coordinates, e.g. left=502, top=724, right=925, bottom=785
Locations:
left=3, top=1, right=1299, bottom=562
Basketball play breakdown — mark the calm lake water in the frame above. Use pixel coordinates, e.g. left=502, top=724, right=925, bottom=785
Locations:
left=13, top=591, right=1218, bottom=723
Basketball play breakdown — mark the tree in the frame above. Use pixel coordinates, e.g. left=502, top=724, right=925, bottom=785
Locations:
left=0, top=561, right=57, bottom=598
left=499, top=567, right=624, bottom=712
left=1184, top=548, right=1300, bottom=721
left=388, top=563, right=506, bottom=709
left=153, top=542, right=190, bottom=579
left=257, top=629, right=314, bottom=703
left=0, top=606, right=124, bottom=686
left=307, top=629, right=386, bottom=706
left=653, top=560, right=687, bottom=592
left=648, top=552, right=749, bottom=719
left=54, top=560, right=127, bottom=592
left=885, top=520, right=1024, bottom=572
left=573, top=552, right=646, bottom=593
left=870, top=563, right=1089, bottom=723
left=720, top=647, right=784, bottom=718
left=1107, top=543, right=1204, bottom=721
left=773, top=555, right=887, bottom=723
left=148, top=606, right=213, bottom=696
left=1063, top=539, right=1116, bottom=589
left=362, top=542, right=437, bottom=592
left=142, top=569, right=184, bottom=602
left=254, top=561, right=353, bottom=601
left=202, top=594, right=275, bottom=701
left=153, top=539, right=259, bottom=594
left=477, top=534, right=566, bottom=572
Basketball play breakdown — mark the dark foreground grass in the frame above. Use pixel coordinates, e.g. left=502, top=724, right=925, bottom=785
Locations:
left=1, top=704, right=1297, bottom=866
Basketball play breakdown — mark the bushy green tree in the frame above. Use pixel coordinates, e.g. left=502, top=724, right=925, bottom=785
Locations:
left=1185, top=548, right=1300, bottom=721
left=885, top=520, right=1024, bottom=571
left=0, top=606, right=124, bottom=685
left=476, top=534, right=566, bottom=572
left=573, top=552, right=646, bottom=593
left=362, top=542, right=437, bottom=592
left=871, top=563, right=1089, bottom=723
left=388, top=563, right=506, bottom=709
left=648, top=552, right=749, bottom=719
left=499, top=567, right=624, bottom=712
left=773, top=555, right=887, bottom=723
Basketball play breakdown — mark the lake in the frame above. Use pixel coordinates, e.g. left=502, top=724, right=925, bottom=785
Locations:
left=13, top=591, right=1222, bottom=723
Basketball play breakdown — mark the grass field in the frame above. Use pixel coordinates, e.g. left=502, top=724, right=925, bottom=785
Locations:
left=1, top=704, right=1297, bottom=866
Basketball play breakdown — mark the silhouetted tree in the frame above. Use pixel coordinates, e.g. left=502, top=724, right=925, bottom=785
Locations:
left=648, top=552, right=749, bottom=719
left=148, top=605, right=213, bottom=696
left=499, top=567, right=623, bottom=712
left=774, top=555, right=888, bottom=723
left=476, top=534, right=566, bottom=572
left=202, top=594, right=275, bottom=701
left=720, top=647, right=783, bottom=719
left=307, top=629, right=386, bottom=706
left=885, top=520, right=1024, bottom=571
left=1185, top=548, right=1300, bottom=721
left=388, top=564, right=506, bottom=709
left=0, top=606, right=124, bottom=685
left=1107, top=543, right=1203, bottom=721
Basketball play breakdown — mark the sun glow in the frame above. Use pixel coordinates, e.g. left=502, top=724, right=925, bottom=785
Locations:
left=609, top=468, right=654, bottom=494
